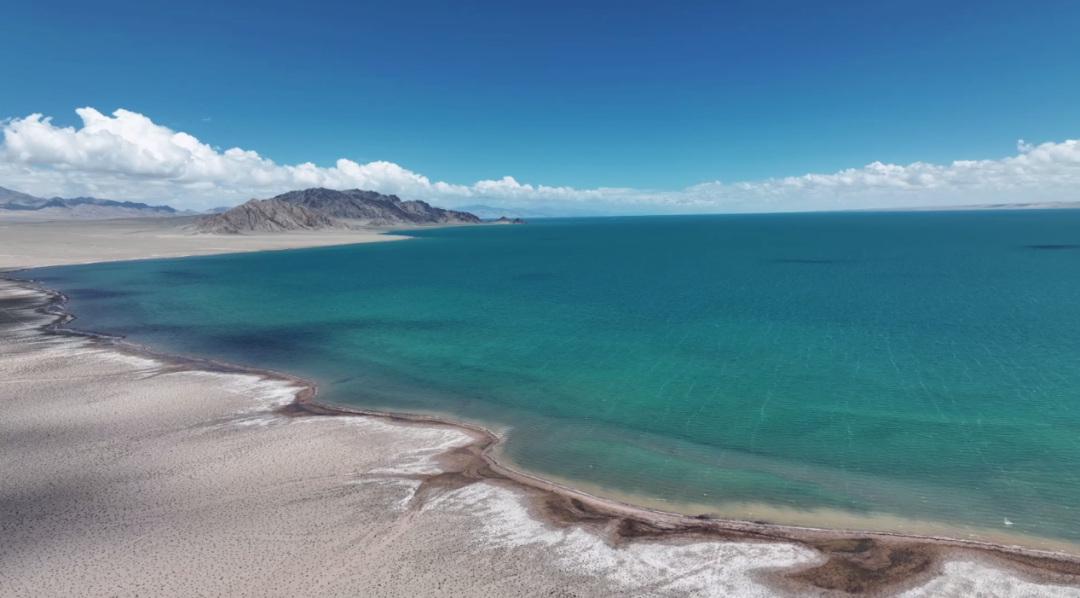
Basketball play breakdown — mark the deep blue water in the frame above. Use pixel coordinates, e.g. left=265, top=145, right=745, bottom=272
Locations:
left=26, top=211, right=1080, bottom=547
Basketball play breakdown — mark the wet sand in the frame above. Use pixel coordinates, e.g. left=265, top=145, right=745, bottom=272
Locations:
left=494, top=465, right=1080, bottom=556
left=4, top=221, right=1080, bottom=596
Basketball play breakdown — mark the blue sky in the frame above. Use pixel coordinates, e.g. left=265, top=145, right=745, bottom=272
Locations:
left=2, top=0, right=1079, bottom=212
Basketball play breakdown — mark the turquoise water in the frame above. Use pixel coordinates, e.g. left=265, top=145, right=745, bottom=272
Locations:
left=26, top=212, right=1080, bottom=546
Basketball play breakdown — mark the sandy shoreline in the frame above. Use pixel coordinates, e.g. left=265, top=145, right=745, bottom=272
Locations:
left=4, top=221, right=1080, bottom=596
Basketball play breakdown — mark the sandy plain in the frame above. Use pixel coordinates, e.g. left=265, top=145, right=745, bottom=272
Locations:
left=3, top=217, right=1080, bottom=597
left=0, top=216, right=411, bottom=269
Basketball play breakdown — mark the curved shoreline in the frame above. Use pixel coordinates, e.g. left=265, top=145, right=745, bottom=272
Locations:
left=7, top=272, right=1080, bottom=595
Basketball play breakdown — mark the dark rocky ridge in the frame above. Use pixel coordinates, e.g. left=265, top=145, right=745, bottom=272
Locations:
left=272, top=188, right=481, bottom=225
left=190, top=199, right=350, bottom=234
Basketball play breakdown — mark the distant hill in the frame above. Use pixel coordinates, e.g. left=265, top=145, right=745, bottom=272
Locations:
left=0, top=186, right=42, bottom=206
left=190, top=199, right=350, bottom=234
left=274, top=188, right=481, bottom=225
left=0, top=185, right=184, bottom=219
left=872, top=201, right=1080, bottom=212
left=454, top=204, right=608, bottom=219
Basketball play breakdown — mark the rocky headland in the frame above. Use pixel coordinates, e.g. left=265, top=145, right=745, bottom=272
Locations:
left=271, top=187, right=481, bottom=225
left=189, top=188, right=483, bottom=233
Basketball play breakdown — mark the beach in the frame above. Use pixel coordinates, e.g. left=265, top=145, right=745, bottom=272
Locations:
left=4, top=218, right=1080, bottom=597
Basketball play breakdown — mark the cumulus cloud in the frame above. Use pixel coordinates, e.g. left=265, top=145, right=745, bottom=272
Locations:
left=1, top=107, right=1077, bottom=212
left=681, top=137, right=1080, bottom=211
left=0, top=108, right=594, bottom=209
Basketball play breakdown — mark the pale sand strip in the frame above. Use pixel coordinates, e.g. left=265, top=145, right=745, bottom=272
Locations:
left=0, top=216, right=413, bottom=269
left=3, top=221, right=1080, bottom=595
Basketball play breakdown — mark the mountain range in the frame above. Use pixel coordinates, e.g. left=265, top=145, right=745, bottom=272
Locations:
left=0, top=186, right=187, bottom=219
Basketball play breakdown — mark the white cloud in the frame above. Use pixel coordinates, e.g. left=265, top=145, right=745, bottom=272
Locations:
left=680, top=137, right=1080, bottom=211
left=1, top=107, right=1078, bottom=212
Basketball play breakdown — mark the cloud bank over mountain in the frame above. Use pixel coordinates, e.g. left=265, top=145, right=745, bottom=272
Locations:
left=2, top=107, right=1077, bottom=213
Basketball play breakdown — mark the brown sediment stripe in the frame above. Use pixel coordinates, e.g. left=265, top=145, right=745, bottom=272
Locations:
left=5, top=273, right=1080, bottom=597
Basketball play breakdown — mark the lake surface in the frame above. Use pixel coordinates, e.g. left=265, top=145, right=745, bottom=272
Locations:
left=26, top=212, right=1080, bottom=548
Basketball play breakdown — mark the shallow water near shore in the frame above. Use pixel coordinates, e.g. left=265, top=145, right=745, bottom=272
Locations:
left=25, top=211, right=1080, bottom=549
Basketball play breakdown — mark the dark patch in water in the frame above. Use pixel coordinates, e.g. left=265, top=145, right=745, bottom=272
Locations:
left=207, top=327, right=336, bottom=359
left=1023, top=245, right=1080, bottom=250
left=205, top=318, right=466, bottom=360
